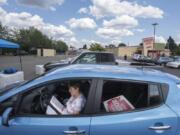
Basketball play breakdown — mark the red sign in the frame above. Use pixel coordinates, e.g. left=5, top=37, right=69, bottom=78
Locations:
left=143, top=37, right=154, bottom=49
left=103, top=95, right=135, bottom=112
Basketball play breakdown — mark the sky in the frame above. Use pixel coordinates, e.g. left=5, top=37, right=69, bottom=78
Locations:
left=0, top=0, right=180, bottom=48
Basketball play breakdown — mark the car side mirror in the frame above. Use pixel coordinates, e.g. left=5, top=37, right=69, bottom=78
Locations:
left=2, top=107, right=13, bottom=127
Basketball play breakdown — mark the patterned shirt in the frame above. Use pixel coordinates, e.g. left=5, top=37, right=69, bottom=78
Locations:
left=62, top=94, right=86, bottom=115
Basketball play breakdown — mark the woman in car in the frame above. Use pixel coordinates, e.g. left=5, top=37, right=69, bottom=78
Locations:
left=46, top=82, right=86, bottom=115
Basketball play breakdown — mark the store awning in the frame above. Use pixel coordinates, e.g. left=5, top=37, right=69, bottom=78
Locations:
left=0, top=39, right=20, bottom=49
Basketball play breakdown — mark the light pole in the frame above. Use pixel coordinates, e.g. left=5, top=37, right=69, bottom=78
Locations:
left=152, top=23, right=158, bottom=47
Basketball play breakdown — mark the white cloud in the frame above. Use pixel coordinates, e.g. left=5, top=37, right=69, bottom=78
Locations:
left=17, top=0, right=64, bottom=10
left=155, top=36, right=166, bottom=43
left=66, top=17, right=97, bottom=30
left=50, top=6, right=56, bottom=11
left=0, top=0, right=7, bottom=4
left=96, top=27, right=133, bottom=39
left=89, top=0, right=163, bottom=19
left=135, top=28, right=144, bottom=32
left=78, top=7, right=88, bottom=14
left=103, top=15, right=138, bottom=29
left=176, top=35, right=180, bottom=44
left=0, top=7, right=73, bottom=40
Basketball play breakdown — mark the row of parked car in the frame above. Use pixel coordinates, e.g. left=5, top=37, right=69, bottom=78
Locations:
left=133, top=54, right=180, bottom=69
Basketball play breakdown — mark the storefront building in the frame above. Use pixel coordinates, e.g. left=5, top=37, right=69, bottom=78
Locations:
left=143, top=37, right=170, bottom=58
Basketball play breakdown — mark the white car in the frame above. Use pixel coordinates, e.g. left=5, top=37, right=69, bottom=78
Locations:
left=166, top=60, right=180, bottom=69
left=132, top=54, right=142, bottom=61
left=116, top=59, right=131, bottom=66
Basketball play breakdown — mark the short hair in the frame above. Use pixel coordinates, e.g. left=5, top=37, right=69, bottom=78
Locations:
left=69, top=81, right=80, bottom=90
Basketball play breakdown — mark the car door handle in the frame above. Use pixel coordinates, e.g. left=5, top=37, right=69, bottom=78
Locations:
left=63, top=130, right=85, bottom=134
left=149, top=125, right=171, bottom=130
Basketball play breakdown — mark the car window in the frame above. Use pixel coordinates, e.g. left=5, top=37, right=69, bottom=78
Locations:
left=17, top=79, right=92, bottom=116
left=74, top=54, right=97, bottom=64
left=98, top=80, right=162, bottom=114
left=100, top=54, right=114, bottom=63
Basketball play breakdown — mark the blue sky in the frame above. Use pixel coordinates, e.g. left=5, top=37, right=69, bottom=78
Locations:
left=0, top=0, right=180, bottom=48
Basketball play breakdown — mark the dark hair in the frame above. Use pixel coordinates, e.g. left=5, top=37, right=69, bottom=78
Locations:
left=69, top=81, right=80, bottom=90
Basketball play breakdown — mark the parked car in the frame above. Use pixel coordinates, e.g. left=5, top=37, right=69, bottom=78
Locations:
left=166, top=58, right=180, bottom=69
left=138, top=56, right=155, bottom=64
left=132, top=54, right=142, bottom=61
left=44, top=51, right=117, bottom=71
left=0, top=64, right=180, bottom=135
left=154, top=57, right=174, bottom=66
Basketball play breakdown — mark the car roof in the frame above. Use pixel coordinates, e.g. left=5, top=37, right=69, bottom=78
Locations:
left=44, top=64, right=180, bottom=84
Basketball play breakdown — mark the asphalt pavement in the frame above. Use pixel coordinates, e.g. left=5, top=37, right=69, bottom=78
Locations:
left=0, top=55, right=180, bottom=80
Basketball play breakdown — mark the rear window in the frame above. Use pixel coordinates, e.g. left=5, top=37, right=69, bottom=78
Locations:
left=100, top=54, right=114, bottom=63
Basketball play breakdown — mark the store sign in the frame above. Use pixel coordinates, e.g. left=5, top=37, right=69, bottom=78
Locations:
left=143, top=37, right=154, bottom=49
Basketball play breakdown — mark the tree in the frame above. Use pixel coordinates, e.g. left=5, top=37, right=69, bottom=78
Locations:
left=0, top=22, right=9, bottom=39
left=118, top=43, right=126, bottom=47
left=15, top=27, right=54, bottom=52
left=175, top=44, right=180, bottom=55
left=108, top=44, right=116, bottom=48
left=166, top=36, right=177, bottom=54
left=54, top=40, right=68, bottom=53
left=89, top=43, right=105, bottom=52
left=139, top=43, right=143, bottom=46
left=83, top=44, right=87, bottom=49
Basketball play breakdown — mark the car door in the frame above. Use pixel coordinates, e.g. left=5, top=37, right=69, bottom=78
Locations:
left=0, top=79, right=97, bottom=135
left=90, top=79, right=178, bottom=135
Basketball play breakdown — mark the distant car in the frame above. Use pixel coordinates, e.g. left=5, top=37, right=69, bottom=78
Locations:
left=155, top=57, right=174, bottom=66
left=44, top=51, right=117, bottom=71
left=14, top=50, right=28, bottom=56
left=115, top=59, right=131, bottom=66
left=132, top=54, right=142, bottom=61
left=138, top=56, right=155, bottom=64
left=166, top=58, right=180, bottom=69
left=0, top=64, right=180, bottom=135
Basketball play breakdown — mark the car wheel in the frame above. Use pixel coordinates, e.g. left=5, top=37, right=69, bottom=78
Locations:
left=178, top=65, right=180, bottom=69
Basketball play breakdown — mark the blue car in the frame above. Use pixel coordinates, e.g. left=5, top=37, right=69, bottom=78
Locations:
left=0, top=64, right=180, bottom=135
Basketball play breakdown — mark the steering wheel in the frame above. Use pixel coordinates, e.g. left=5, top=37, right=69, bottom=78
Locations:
left=39, top=88, right=53, bottom=112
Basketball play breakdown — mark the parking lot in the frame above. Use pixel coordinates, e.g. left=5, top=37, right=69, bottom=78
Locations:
left=0, top=55, right=180, bottom=80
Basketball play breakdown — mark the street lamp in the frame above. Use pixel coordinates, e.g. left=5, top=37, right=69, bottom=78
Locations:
left=152, top=23, right=158, bottom=46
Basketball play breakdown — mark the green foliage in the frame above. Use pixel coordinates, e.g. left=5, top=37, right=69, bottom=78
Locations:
left=0, top=22, right=69, bottom=53
left=118, top=43, right=126, bottom=47
left=89, top=43, right=105, bottom=52
left=175, top=45, right=180, bottom=55
left=108, top=44, right=116, bottom=48
left=54, top=40, right=68, bottom=53
left=166, top=36, right=177, bottom=54
left=0, top=22, right=9, bottom=39
left=83, top=44, right=87, bottom=49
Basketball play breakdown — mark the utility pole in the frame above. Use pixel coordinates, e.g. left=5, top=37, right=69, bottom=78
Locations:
left=152, top=23, right=158, bottom=48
